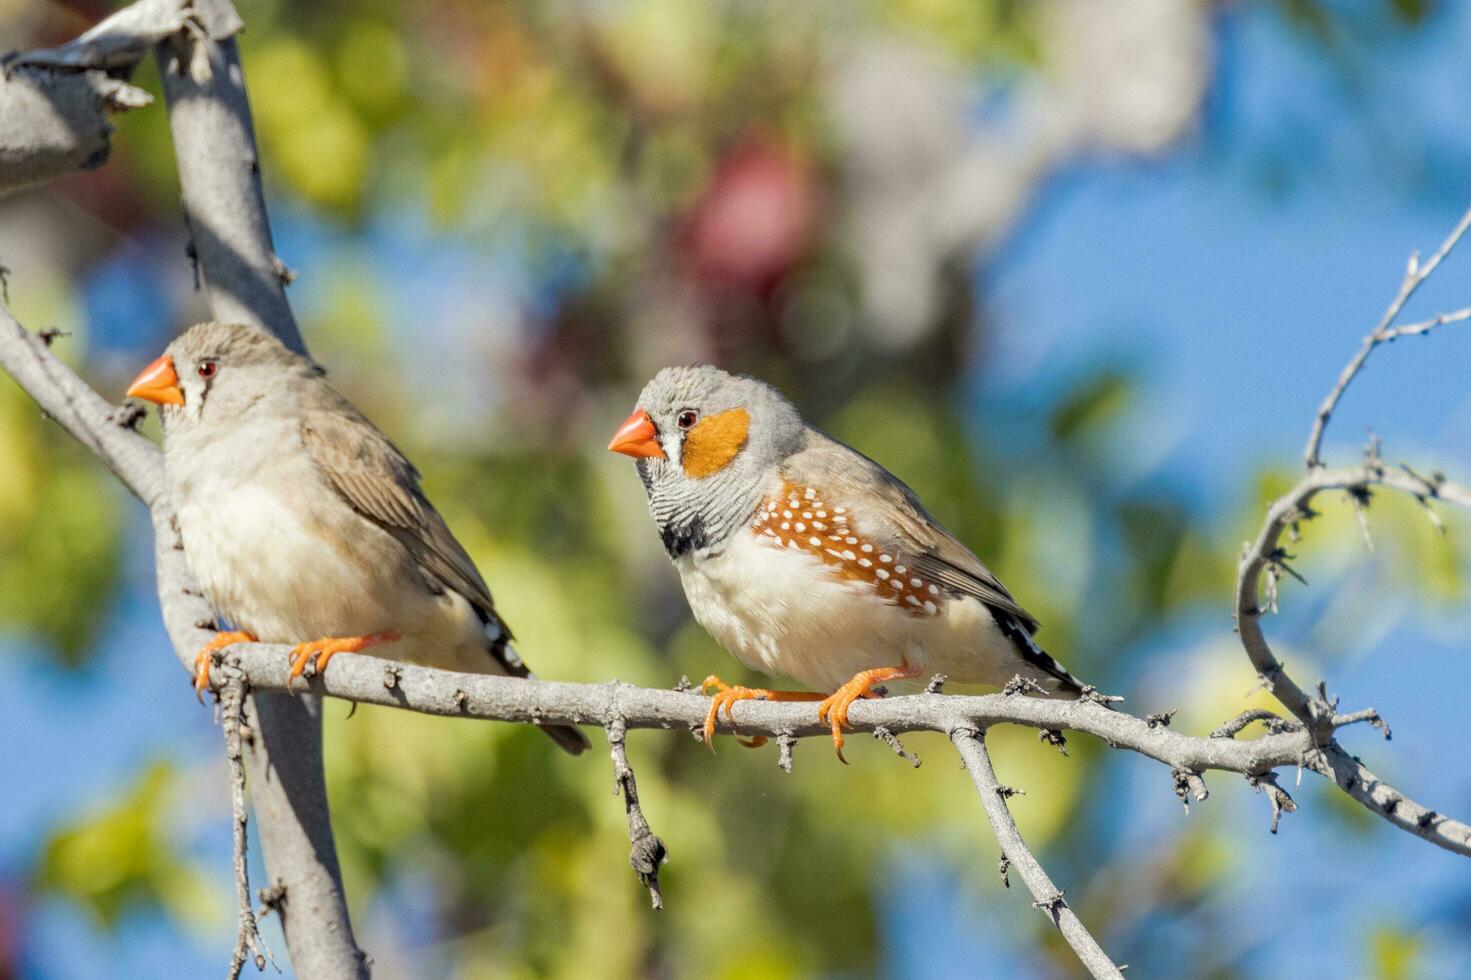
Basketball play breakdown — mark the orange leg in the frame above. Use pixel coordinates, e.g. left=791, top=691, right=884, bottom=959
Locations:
left=288, top=631, right=399, bottom=692
left=698, top=675, right=825, bottom=751
left=192, top=630, right=256, bottom=702
left=817, top=664, right=921, bottom=763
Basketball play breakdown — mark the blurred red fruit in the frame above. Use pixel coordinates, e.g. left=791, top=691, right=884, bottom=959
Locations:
left=683, top=134, right=816, bottom=294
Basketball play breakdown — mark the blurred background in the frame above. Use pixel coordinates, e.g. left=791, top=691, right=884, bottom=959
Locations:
left=1, top=0, right=1470, bottom=976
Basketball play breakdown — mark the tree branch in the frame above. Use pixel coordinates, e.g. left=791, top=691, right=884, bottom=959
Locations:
left=951, top=729, right=1124, bottom=979
left=1303, top=201, right=1471, bottom=469
left=2, top=0, right=362, bottom=973
left=1231, top=204, right=1471, bottom=860
left=144, top=5, right=364, bottom=974
left=0, top=0, right=220, bottom=196
left=220, top=669, right=272, bottom=980
left=212, top=643, right=1304, bottom=771
left=604, top=718, right=669, bottom=910
left=152, top=0, right=303, bottom=354
left=0, top=67, right=150, bottom=195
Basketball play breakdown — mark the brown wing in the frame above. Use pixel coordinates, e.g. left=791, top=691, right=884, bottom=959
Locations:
left=301, top=399, right=595, bottom=753
left=299, top=403, right=516, bottom=646
left=783, top=431, right=1041, bottom=633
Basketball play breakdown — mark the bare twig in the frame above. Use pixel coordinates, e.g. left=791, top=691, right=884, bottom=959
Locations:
left=1378, top=305, right=1471, bottom=341
left=220, top=671, right=272, bottom=979
left=188, top=652, right=1322, bottom=777
left=1332, top=707, right=1391, bottom=740
left=1304, top=201, right=1471, bottom=469
left=1210, top=709, right=1299, bottom=740
left=951, top=729, right=1124, bottom=979
left=155, top=640, right=1471, bottom=861
left=1245, top=772, right=1298, bottom=835
left=605, top=718, right=668, bottom=910
left=1232, top=202, right=1471, bottom=861
left=872, top=725, right=921, bottom=767
left=1236, top=463, right=1471, bottom=731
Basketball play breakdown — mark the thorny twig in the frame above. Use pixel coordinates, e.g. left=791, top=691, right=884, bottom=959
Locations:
left=605, top=718, right=669, bottom=910
left=1210, top=708, right=1301, bottom=740
left=952, top=729, right=1123, bottom=979
left=1232, top=203, right=1471, bottom=857
left=1246, top=773, right=1298, bottom=835
left=872, top=725, right=921, bottom=767
left=1303, top=201, right=1471, bottom=469
left=221, top=671, right=273, bottom=979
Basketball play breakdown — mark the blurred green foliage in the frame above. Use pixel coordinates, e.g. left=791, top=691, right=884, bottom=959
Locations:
left=0, top=344, right=124, bottom=665
left=34, top=764, right=219, bottom=931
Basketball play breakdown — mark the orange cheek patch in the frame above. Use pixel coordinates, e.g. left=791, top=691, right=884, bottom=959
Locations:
left=681, top=408, right=750, bottom=478
left=750, top=482, right=946, bottom=618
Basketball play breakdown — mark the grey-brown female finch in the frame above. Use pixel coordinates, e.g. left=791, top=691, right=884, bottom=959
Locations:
left=127, top=321, right=589, bottom=754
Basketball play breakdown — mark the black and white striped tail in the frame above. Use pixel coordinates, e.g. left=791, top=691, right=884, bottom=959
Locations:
left=993, top=611, right=1086, bottom=697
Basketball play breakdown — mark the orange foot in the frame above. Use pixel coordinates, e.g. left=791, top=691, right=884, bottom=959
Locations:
left=287, top=631, right=399, bottom=692
left=192, top=630, right=256, bottom=702
left=698, top=675, right=825, bottom=751
left=817, top=664, right=921, bottom=763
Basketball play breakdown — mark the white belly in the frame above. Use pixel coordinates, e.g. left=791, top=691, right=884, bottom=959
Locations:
left=176, top=481, right=509, bottom=674
left=676, top=531, right=1026, bottom=692
left=177, top=482, right=395, bottom=642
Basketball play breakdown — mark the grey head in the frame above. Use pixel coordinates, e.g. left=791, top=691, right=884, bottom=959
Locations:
left=134, top=322, right=325, bottom=437
left=611, top=364, right=807, bottom=558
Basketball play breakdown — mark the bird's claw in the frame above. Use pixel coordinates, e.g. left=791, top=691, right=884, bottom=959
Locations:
left=816, top=665, right=919, bottom=763
left=286, top=631, right=398, bottom=693
left=697, top=675, right=821, bottom=750
left=190, top=630, right=256, bottom=703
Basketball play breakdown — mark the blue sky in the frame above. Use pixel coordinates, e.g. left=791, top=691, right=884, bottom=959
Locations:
left=6, top=3, right=1471, bottom=977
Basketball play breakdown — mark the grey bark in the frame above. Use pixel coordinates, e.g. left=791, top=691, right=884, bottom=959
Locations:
left=0, top=67, right=148, bottom=195
left=953, top=730, right=1124, bottom=979
left=153, top=0, right=304, bottom=355
left=0, top=0, right=365, bottom=972
left=147, top=7, right=363, bottom=976
left=0, top=0, right=202, bottom=196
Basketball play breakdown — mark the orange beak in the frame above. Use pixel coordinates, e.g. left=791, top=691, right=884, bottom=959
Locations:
left=126, top=354, right=184, bottom=406
left=608, top=408, right=666, bottom=459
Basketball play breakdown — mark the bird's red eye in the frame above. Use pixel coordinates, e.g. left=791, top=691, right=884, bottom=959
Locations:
left=197, top=361, right=218, bottom=380
left=676, top=409, right=698, bottom=430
